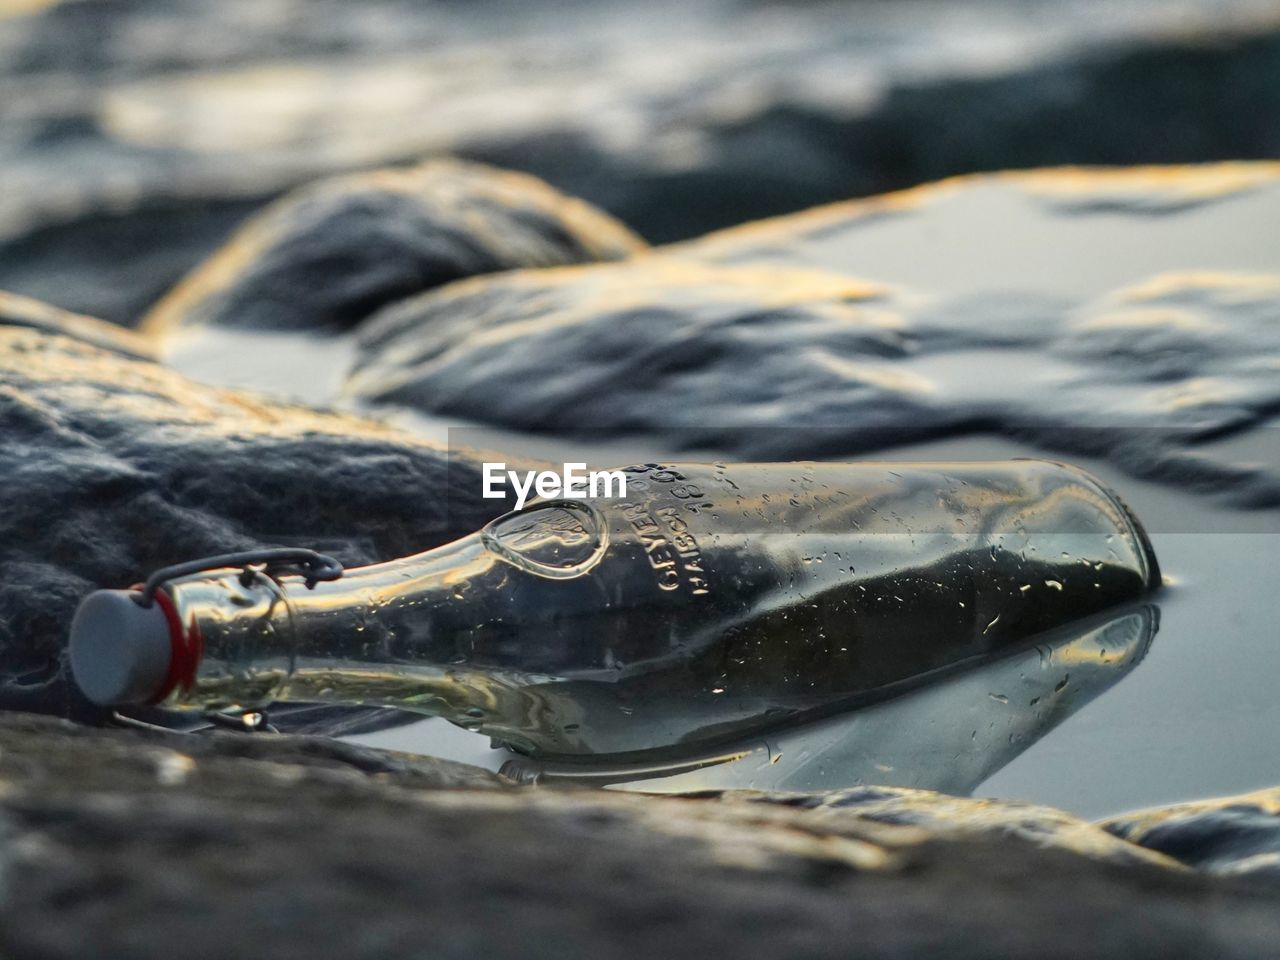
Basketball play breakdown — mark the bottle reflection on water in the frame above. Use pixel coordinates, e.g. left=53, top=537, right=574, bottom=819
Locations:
left=493, top=604, right=1155, bottom=793
left=70, top=461, right=1160, bottom=762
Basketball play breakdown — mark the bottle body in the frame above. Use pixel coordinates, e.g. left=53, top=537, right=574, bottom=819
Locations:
left=148, top=460, right=1158, bottom=758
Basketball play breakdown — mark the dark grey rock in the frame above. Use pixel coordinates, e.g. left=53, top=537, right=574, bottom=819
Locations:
left=0, top=288, right=154, bottom=359
left=0, top=709, right=507, bottom=790
left=348, top=258, right=914, bottom=438
left=346, top=165, right=1280, bottom=510
left=3, top=1, right=1280, bottom=322
left=0, top=324, right=523, bottom=718
left=720, top=784, right=1177, bottom=871
left=1102, top=788, right=1280, bottom=880
left=0, top=712, right=1277, bottom=960
left=142, top=159, right=645, bottom=336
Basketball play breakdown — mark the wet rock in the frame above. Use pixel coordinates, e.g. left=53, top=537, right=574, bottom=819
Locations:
left=3, top=2, right=1280, bottom=322
left=142, top=160, right=645, bottom=337
left=0, top=324, right=522, bottom=718
left=722, top=785, right=1176, bottom=871
left=2, top=1, right=1280, bottom=323
left=348, top=259, right=908, bottom=437
left=0, top=289, right=154, bottom=359
left=0, top=710, right=507, bottom=791
left=1102, top=788, right=1280, bottom=880
left=0, top=712, right=1277, bottom=960
left=347, top=164, right=1280, bottom=509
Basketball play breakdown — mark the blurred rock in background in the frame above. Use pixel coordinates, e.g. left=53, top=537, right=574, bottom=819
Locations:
left=2, top=0, right=1279, bottom=325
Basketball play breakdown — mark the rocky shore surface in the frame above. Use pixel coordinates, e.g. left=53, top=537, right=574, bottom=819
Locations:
left=0, top=712, right=1277, bottom=960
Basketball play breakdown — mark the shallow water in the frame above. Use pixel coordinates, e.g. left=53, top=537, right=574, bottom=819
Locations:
left=680, top=167, right=1280, bottom=299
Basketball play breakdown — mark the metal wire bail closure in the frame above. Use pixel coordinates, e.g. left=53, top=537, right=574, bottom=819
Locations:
left=132, top=548, right=345, bottom=607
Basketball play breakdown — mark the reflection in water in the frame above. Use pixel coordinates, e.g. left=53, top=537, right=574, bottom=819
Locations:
left=500, top=605, right=1157, bottom=794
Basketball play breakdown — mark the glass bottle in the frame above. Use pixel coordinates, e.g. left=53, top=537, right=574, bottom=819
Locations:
left=69, top=460, right=1159, bottom=760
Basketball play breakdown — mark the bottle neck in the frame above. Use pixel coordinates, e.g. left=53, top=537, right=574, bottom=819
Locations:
left=157, top=535, right=505, bottom=718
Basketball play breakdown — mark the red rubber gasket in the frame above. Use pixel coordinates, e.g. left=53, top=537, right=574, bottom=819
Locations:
left=133, top=586, right=203, bottom=704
